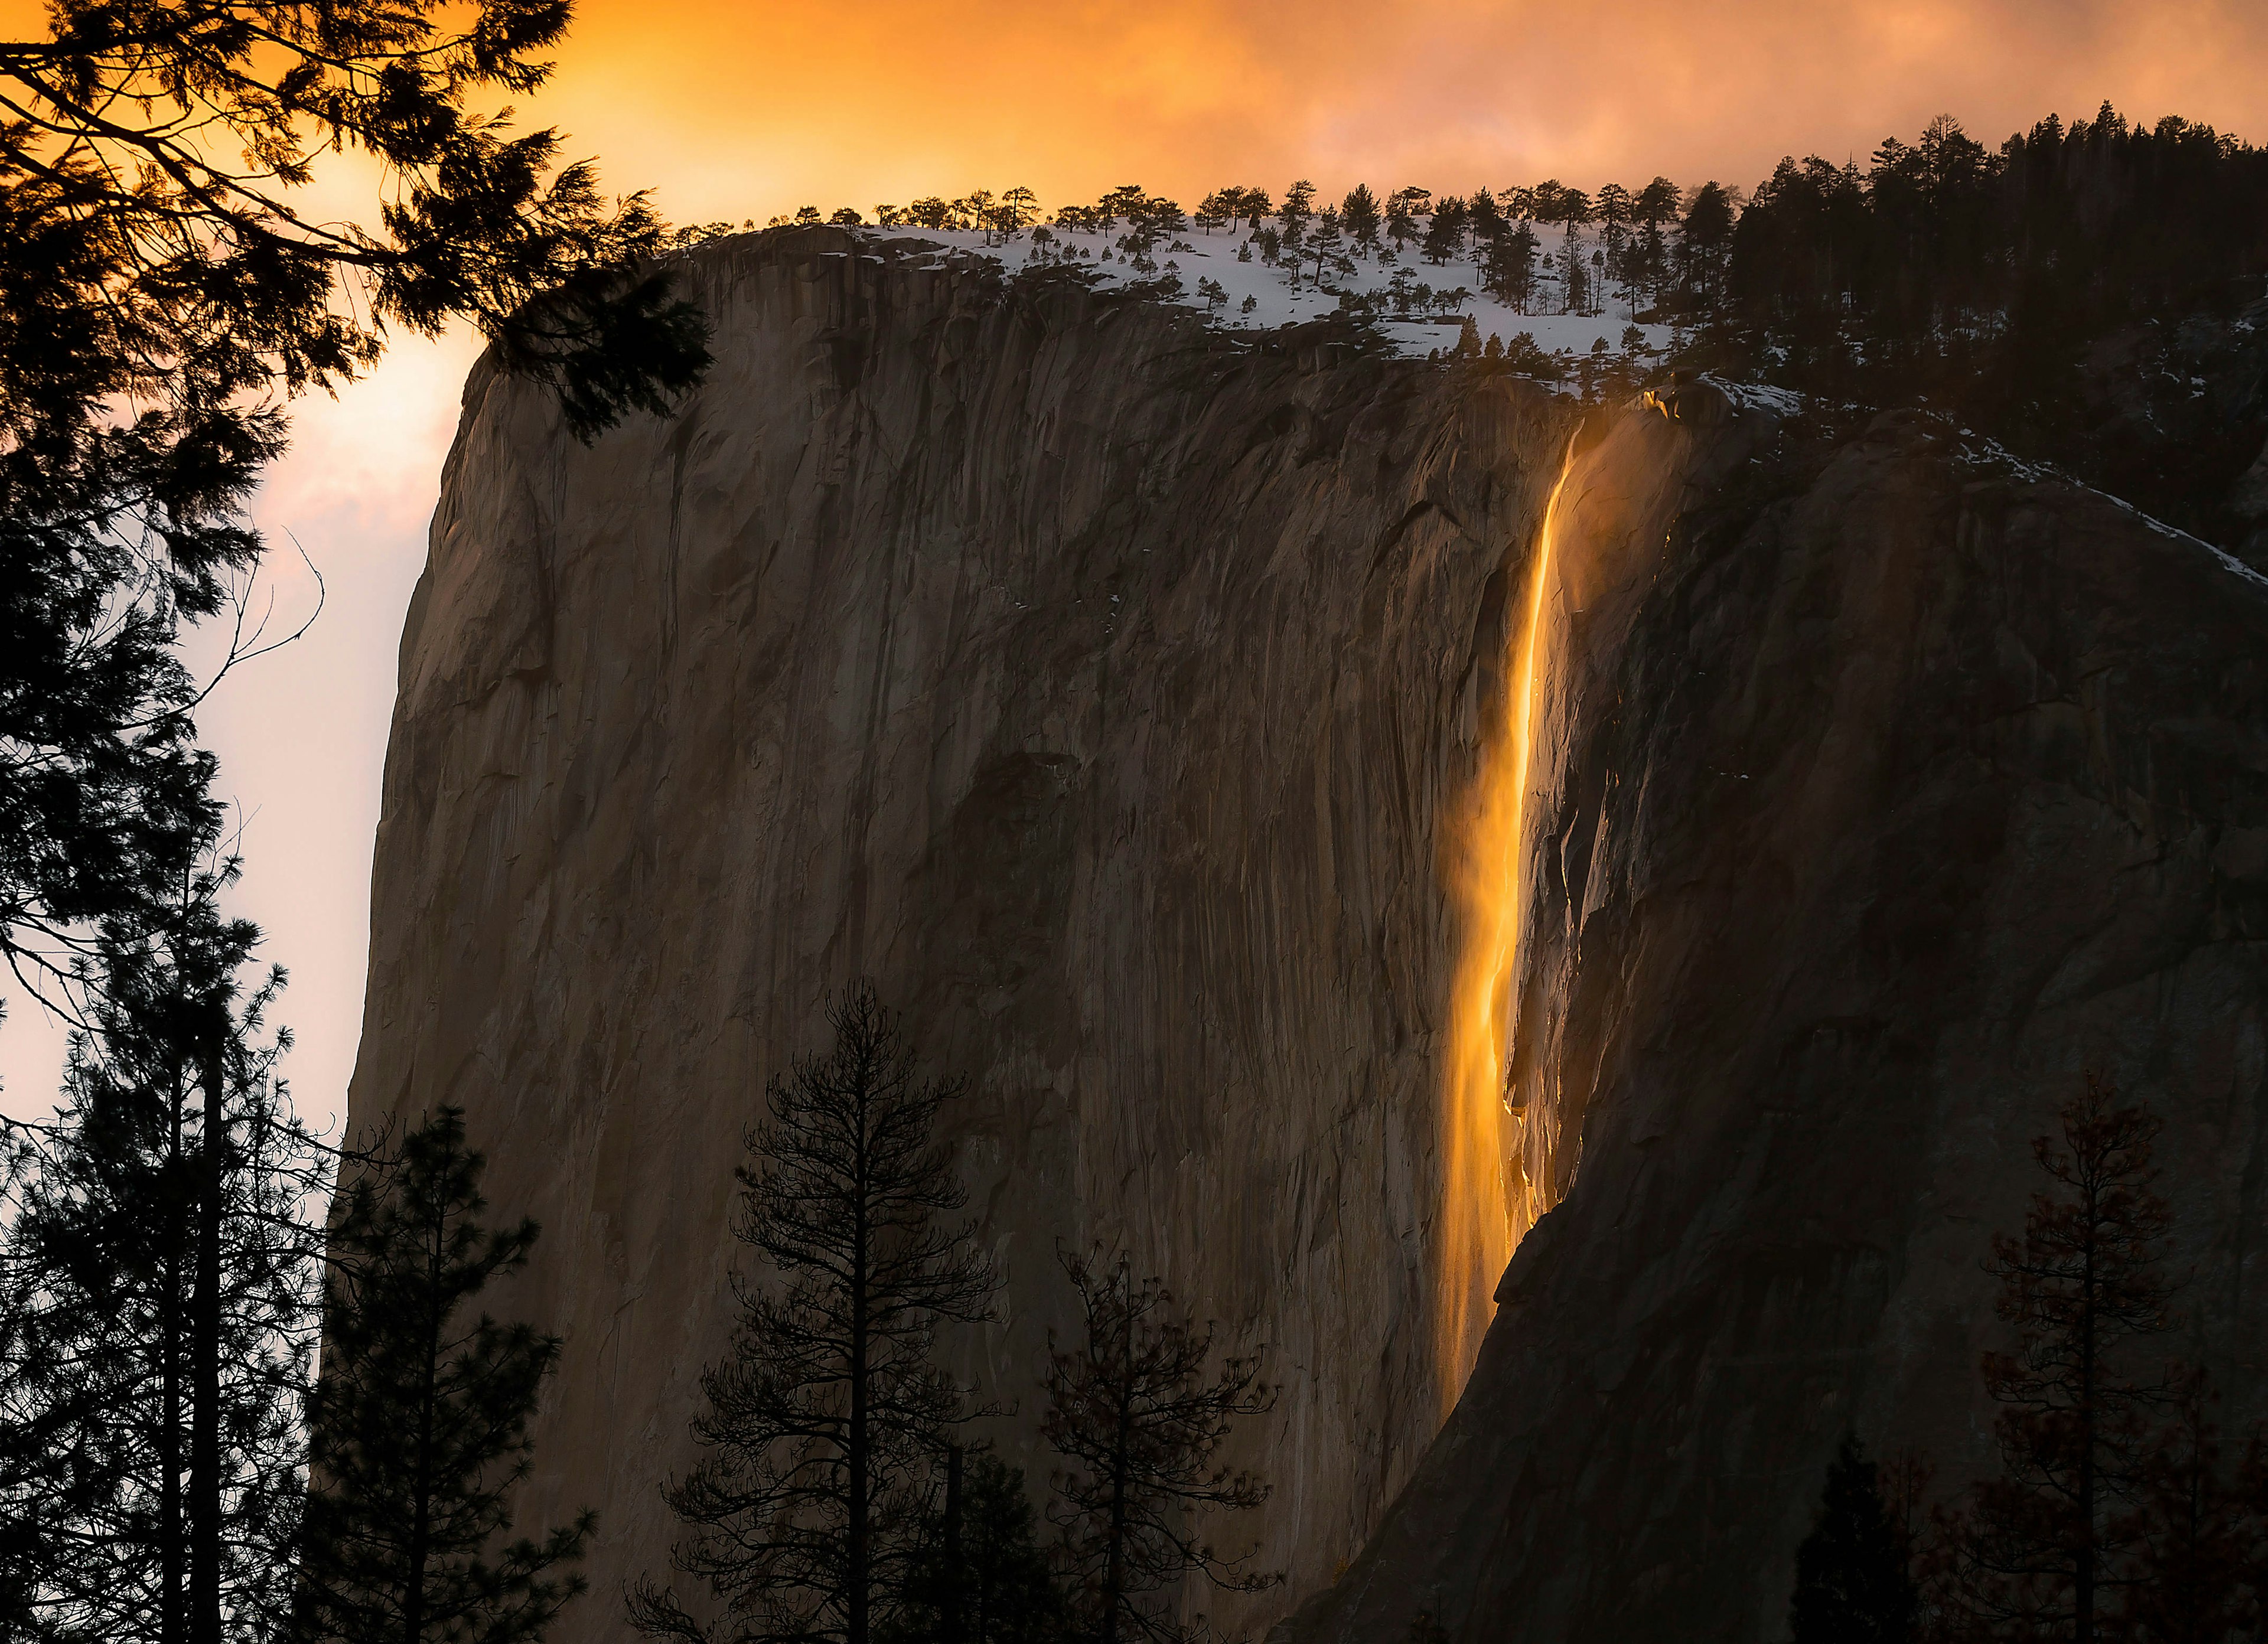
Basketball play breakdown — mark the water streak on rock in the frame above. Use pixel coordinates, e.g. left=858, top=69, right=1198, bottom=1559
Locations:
left=1438, top=446, right=1575, bottom=1409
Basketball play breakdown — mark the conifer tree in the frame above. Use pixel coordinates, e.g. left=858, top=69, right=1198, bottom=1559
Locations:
left=1278, top=180, right=1316, bottom=251
left=1485, top=223, right=1542, bottom=312
left=1042, top=1251, right=1276, bottom=1644
left=1341, top=185, right=1381, bottom=252
left=1677, top=182, right=1738, bottom=308
left=2118, top=1391, right=2253, bottom=1643
left=1552, top=188, right=1594, bottom=312
left=1308, top=208, right=1345, bottom=286
left=1937, top=1078, right=2182, bottom=1643
left=630, top=986, right=998, bottom=1644
left=0, top=871, right=324, bottom=1644
left=0, top=2, right=711, bottom=1022
left=1788, top=1436, right=1917, bottom=1644
left=1420, top=195, right=1467, bottom=265
left=1384, top=187, right=1429, bottom=250
left=884, top=1448, right=1065, bottom=1644
left=1631, top=177, right=1683, bottom=308
left=1595, top=183, right=1634, bottom=309
left=1001, top=188, right=1041, bottom=238
left=292, top=1107, right=591, bottom=1644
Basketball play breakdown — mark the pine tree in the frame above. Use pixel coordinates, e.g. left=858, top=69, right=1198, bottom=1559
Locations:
left=1789, top=1437, right=1917, bottom=1644
left=630, top=986, right=998, bottom=1644
left=1420, top=195, right=1467, bottom=265
left=883, top=1448, right=1065, bottom=1644
left=0, top=871, right=325, bottom=1644
left=1937, top=1078, right=2182, bottom=1643
left=2119, top=1391, right=2253, bottom=1643
left=1001, top=188, right=1041, bottom=237
left=1341, top=185, right=1381, bottom=253
left=292, top=1107, right=591, bottom=1644
left=1042, top=1251, right=1276, bottom=1644
left=1485, top=222, right=1541, bottom=312
left=1278, top=180, right=1315, bottom=251
left=1307, top=209, right=1345, bottom=286
left=1595, top=183, right=1634, bottom=311
left=1552, top=188, right=1594, bottom=312
left=1384, top=187, right=1429, bottom=250
left=1631, top=177, right=1683, bottom=308
left=0, top=4, right=710, bottom=1020
left=1677, top=182, right=1738, bottom=309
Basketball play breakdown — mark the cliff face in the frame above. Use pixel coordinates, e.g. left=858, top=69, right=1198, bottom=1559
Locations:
left=354, top=228, right=1569, bottom=1640
left=1298, top=400, right=2268, bottom=1640
left=357, top=226, right=2268, bottom=1644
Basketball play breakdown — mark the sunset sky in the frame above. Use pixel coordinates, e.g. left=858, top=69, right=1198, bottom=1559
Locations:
left=7, top=0, right=2268, bottom=1126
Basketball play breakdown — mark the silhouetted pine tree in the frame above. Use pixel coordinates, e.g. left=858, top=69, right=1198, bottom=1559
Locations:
left=1277, top=180, right=1316, bottom=252
left=2119, top=1389, right=2253, bottom=1643
left=0, top=870, right=324, bottom=1644
left=630, top=986, right=998, bottom=1644
left=1935, top=1078, right=2182, bottom=1643
left=1485, top=222, right=1542, bottom=312
left=1789, top=1436, right=1916, bottom=1644
left=1042, top=1251, right=1276, bottom=1644
left=1384, top=187, right=1428, bottom=251
left=1630, top=177, right=1682, bottom=308
left=292, top=1106, right=590, bottom=1644
left=883, top=1447, right=1065, bottom=1644
left=1420, top=195, right=1467, bottom=265
left=1341, top=185, right=1381, bottom=252
left=1676, top=182, right=1737, bottom=311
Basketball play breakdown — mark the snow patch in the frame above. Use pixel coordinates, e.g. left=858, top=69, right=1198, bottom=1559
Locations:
left=859, top=223, right=1674, bottom=373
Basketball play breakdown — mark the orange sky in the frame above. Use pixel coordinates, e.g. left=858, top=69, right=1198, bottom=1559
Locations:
left=6, top=0, right=2268, bottom=1128
left=536, top=0, right=2268, bottom=223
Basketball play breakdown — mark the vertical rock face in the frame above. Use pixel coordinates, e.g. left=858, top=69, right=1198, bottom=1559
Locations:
left=1295, top=402, right=2268, bottom=1641
left=360, top=223, right=2268, bottom=1644
left=353, top=229, right=1569, bottom=1641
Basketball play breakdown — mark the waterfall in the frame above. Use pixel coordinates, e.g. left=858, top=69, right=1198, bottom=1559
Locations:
left=1437, top=447, right=1577, bottom=1414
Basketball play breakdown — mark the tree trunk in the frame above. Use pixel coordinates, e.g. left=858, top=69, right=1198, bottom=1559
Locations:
left=941, top=1443, right=964, bottom=1644
left=403, top=1203, right=445, bottom=1644
left=160, top=1068, right=186, bottom=1644
left=188, top=1023, right=224, bottom=1644
left=2076, top=1210, right=2100, bottom=1644
left=1102, top=1293, right=1134, bottom=1644
left=849, top=1139, right=871, bottom=1644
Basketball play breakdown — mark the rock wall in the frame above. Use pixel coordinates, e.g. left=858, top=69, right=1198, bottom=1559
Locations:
left=1293, top=399, right=2268, bottom=1641
left=358, top=223, right=2268, bottom=1644
left=351, top=229, right=1570, bottom=1640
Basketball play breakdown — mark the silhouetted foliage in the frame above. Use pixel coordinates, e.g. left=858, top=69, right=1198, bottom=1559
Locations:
left=0, top=3, right=710, bottom=1026
left=0, top=871, right=324, bottom=1644
left=882, top=1447, right=1065, bottom=1644
left=294, top=1107, right=590, bottom=1644
left=1790, top=1436, right=1917, bottom=1644
left=630, top=986, right=998, bottom=1644
left=1923, top=1078, right=2253, bottom=1643
left=1718, top=106, right=2268, bottom=540
left=1042, top=1251, right=1276, bottom=1644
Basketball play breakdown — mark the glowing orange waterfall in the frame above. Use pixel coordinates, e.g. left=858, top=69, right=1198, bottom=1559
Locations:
left=1436, top=451, right=1576, bottom=1413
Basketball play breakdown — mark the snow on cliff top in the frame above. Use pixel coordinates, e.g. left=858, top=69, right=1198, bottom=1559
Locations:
left=852, top=221, right=1674, bottom=369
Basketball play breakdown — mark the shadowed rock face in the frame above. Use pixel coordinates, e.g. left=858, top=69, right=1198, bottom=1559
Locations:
left=352, top=228, right=1571, bottom=1642
left=1293, top=403, right=2268, bottom=1642
left=360, top=224, right=2268, bottom=1644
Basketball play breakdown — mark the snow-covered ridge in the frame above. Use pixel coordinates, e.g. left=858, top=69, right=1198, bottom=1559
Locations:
left=850, top=221, right=1676, bottom=368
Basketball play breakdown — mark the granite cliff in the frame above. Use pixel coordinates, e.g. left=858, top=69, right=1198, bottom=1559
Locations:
left=351, top=227, right=2268, bottom=1642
